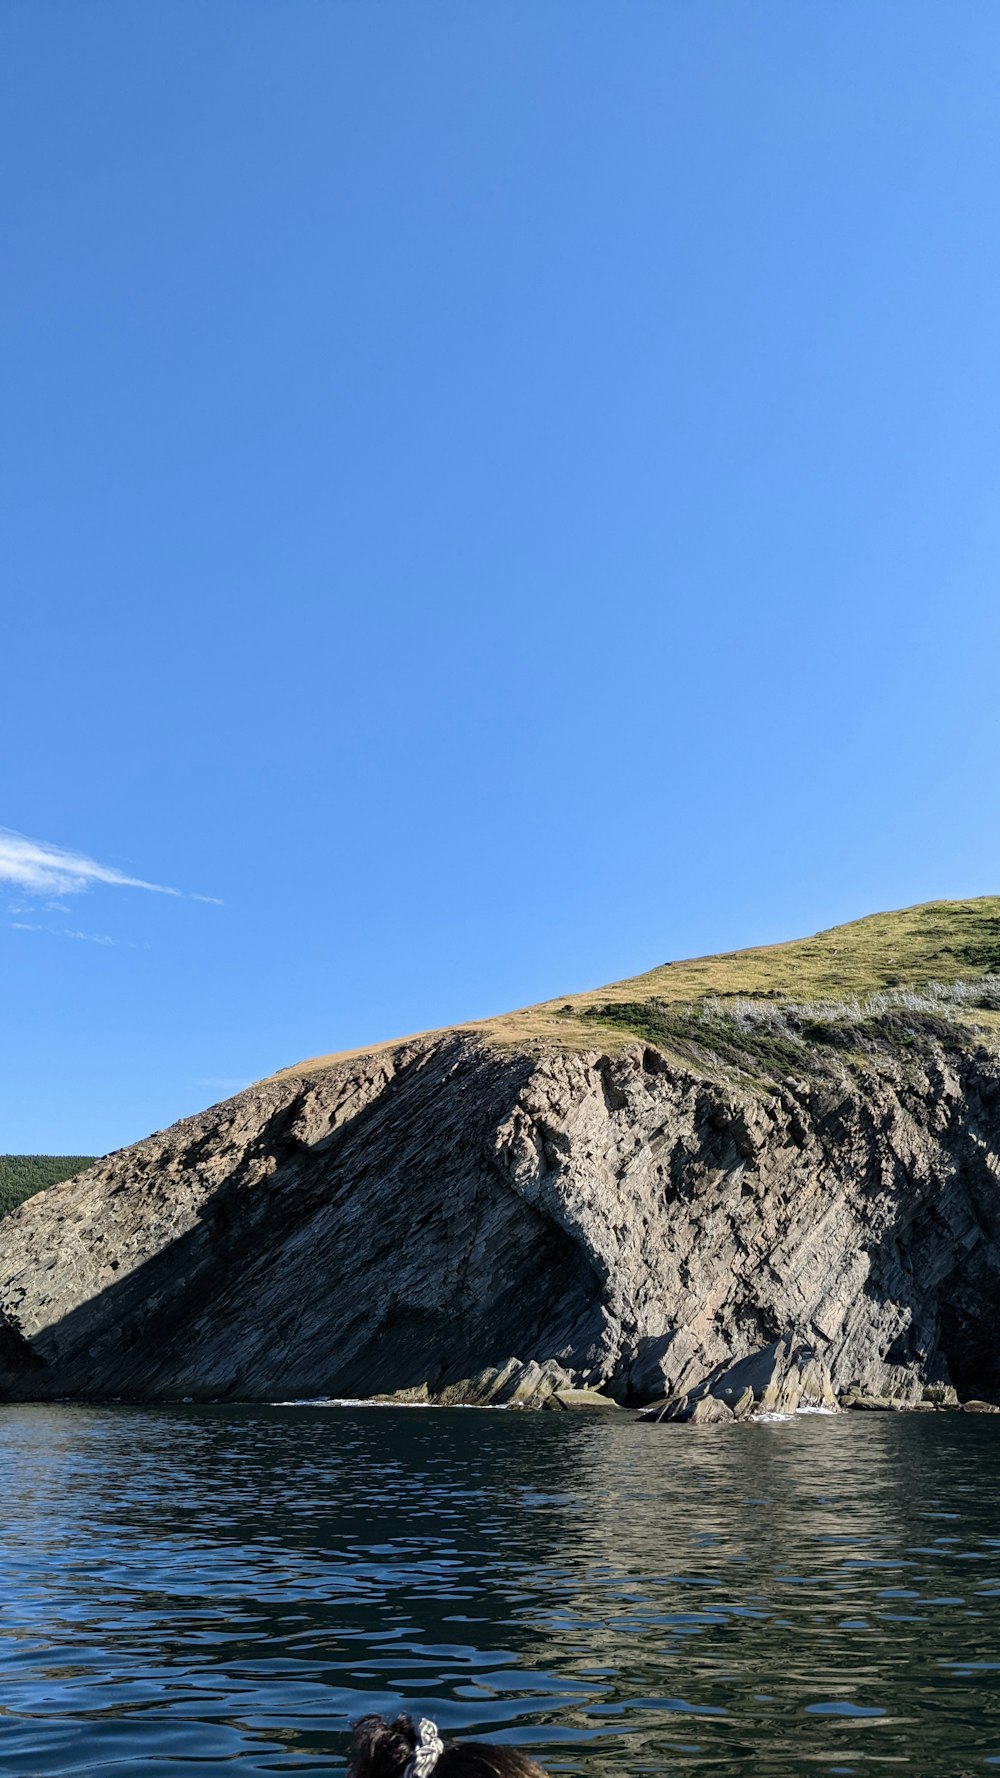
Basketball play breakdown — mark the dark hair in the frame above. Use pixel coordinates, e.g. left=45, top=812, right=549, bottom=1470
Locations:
left=348, top=1715, right=549, bottom=1778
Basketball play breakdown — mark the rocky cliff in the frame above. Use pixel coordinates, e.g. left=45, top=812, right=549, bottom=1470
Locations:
left=3, top=907, right=1000, bottom=1408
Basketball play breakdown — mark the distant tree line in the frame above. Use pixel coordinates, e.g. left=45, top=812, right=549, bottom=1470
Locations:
left=0, top=1155, right=95, bottom=1219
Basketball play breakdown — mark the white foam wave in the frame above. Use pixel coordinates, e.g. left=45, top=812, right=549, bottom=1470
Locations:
left=269, top=1397, right=511, bottom=1410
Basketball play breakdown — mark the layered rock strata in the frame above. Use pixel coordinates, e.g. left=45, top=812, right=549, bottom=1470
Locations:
left=2, top=1027, right=1000, bottom=1405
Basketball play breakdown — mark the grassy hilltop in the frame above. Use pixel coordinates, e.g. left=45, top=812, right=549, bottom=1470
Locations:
left=0, top=1156, right=96, bottom=1221
left=573, top=895, right=1000, bottom=1008
left=278, top=896, right=1000, bottom=1079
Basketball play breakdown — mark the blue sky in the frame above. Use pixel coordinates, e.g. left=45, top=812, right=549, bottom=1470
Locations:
left=3, top=3, right=1000, bottom=1154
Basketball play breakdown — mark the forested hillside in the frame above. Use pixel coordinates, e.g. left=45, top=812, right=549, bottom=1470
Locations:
left=0, top=1156, right=95, bottom=1219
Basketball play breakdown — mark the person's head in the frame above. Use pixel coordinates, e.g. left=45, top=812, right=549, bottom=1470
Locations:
left=347, top=1714, right=549, bottom=1778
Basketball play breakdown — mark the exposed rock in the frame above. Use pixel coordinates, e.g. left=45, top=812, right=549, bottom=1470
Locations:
left=1, top=1023, right=1000, bottom=1405
left=635, top=1397, right=673, bottom=1422
left=541, top=1389, right=620, bottom=1411
left=690, top=1396, right=735, bottom=1425
left=647, top=1393, right=735, bottom=1425
left=840, top=1393, right=907, bottom=1411
left=705, top=1337, right=838, bottom=1415
left=436, top=1357, right=576, bottom=1407
left=961, top=1399, right=1000, bottom=1413
left=922, top=1383, right=959, bottom=1406
left=638, top=1335, right=836, bottom=1423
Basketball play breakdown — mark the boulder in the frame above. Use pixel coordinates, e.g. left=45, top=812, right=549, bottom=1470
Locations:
left=688, top=1395, right=735, bottom=1425
left=541, top=1388, right=620, bottom=1411
left=640, top=1392, right=734, bottom=1425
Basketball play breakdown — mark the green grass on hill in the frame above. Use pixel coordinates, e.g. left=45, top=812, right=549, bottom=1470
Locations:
left=576, top=896, right=1000, bottom=1011
left=570, top=898, right=1000, bottom=1080
left=0, top=1155, right=95, bottom=1220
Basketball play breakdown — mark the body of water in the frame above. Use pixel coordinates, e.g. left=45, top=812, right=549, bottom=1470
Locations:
left=2, top=1404, right=1000, bottom=1774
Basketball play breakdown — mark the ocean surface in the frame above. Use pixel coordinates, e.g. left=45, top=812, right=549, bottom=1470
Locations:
left=2, top=1405, right=1000, bottom=1775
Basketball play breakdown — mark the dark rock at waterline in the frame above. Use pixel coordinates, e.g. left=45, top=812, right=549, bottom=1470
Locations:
left=643, top=1393, right=736, bottom=1425
left=839, top=1393, right=904, bottom=1412
left=1, top=1028, right=1000, bottom=1405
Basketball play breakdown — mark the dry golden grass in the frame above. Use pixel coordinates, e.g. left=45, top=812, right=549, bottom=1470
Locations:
left=545, top=894, right=1000, bottom=1006
left=270, top=896, right=1000, bottom=1079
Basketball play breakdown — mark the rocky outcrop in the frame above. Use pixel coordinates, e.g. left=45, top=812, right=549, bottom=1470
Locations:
left=637, top=1335, right=838, bottom=1422
left=2, top=1025, right=1000, bottom=1405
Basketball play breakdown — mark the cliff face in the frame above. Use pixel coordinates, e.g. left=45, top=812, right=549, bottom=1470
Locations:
left=2, top=1023, right=1000, bottom=1405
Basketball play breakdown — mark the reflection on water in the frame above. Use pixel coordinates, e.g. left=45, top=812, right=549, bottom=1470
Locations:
left=2, top=1405, right=1000, bottom=1774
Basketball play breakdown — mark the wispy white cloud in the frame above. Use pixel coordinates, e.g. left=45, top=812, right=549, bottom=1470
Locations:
left=10, top=921, right=134, bottom=947
left=0, top=827, right=219, bottom=903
